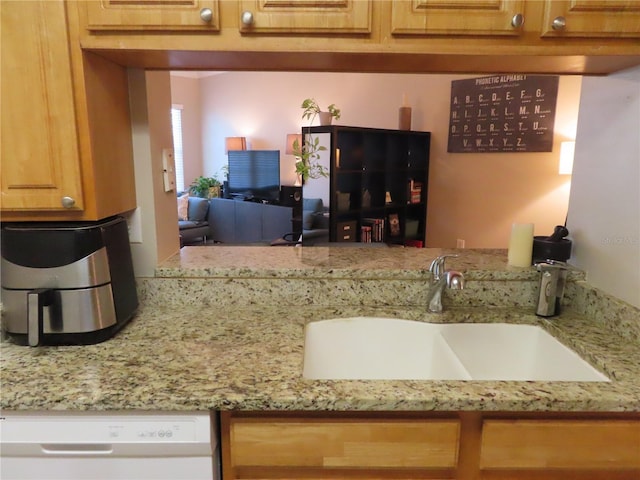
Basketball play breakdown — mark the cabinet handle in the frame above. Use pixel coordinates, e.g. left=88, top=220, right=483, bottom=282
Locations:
left=511, top=13, right=524, bottom=28
left=241, top=11, right=254, bottom=26
left=199, top=8, right=213, bottom=23
left=552, top=16, right=566, bottom=31
left=61, top=196, right=75, bottom=208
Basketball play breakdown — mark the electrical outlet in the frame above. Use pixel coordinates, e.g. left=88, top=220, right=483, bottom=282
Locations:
left=456, top=238, right=466, bottom=249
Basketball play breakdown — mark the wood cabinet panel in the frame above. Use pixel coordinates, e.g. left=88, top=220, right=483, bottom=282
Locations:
left=1, top=0, right=84, bottom=212
left=229, top=418, right=460, bottom=469
left=222, top=412, right=640, bottom=480
left=238, top=0, right=371, bottom=33
left=480, top=419, right=640, bottom=469
left=391, top=0, right=526, bottom=36
left=85, top=0, right=220, bottom=31
left=541, top=0, right=640, bottom=38
left=1, top=0, right=136, bottom=221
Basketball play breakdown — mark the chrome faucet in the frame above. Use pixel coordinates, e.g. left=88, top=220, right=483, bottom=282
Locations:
left=427, top=255, right=465, bottom=313
left=534, top=259, right=577, bottom=317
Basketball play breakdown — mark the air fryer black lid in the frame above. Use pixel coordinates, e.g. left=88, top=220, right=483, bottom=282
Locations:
left=1, top=216, right=124, bottom=268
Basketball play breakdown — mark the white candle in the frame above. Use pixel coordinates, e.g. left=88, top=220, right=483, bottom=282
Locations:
left=507, top=223, right=534, bottom=267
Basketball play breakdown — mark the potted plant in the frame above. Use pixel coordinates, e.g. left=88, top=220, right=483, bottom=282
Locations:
left=293, top=98, right=341, bottom=181
left=301, top=98, right=341, bottom=126
left=188, top=175, right=221, bottom=198
left=292, top=135, right=328, bottom=182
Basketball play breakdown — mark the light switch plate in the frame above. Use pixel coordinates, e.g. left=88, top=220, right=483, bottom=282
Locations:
left=162, top=148, right=176, bottom=192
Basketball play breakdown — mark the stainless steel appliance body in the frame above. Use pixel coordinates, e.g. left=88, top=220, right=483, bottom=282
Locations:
left=1, top=216, right=138, bottom=346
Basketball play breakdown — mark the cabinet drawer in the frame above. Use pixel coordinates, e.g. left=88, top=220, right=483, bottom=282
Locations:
left=480, top=419, right=640, bottom=469
left=230, top=418, right=460, bottom=469
left=84, top=0, right=220, bottom=31
left=336, top=221, right=357, bottom=242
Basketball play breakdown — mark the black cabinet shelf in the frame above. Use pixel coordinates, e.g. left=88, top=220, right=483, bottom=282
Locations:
left=302, top=125, right=430, bottom=246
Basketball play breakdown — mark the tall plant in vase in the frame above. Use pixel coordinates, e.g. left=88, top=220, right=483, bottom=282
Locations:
left=293, top=98, right=341, bottom=182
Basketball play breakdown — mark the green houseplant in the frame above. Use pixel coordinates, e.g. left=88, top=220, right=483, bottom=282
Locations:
left=293, top=98, right=341, bottom=181
left=301, top=98, right=341, bottom=126
left=188, top=175, right=221, bottom=198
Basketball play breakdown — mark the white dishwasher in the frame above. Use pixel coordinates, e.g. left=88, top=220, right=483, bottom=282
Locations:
left=0, top=411, right=219, bottom=480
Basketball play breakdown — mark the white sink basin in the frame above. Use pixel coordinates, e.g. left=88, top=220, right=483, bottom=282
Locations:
left=302, top=317, right=471, bottom=380
left=302, top=317, right=609, bottom=382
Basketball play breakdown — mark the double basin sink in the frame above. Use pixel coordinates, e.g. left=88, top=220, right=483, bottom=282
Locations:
left=302, top=317, right=609, bottom=382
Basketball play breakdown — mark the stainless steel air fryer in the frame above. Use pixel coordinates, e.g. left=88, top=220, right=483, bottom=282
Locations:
left=1, top=216, right=138, bottom=346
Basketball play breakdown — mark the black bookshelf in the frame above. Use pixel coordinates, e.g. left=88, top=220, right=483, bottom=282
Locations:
left=302, top=125, right=430, bottom=246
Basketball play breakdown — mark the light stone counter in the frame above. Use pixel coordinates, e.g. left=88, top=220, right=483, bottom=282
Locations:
left=154, top=246, right=563, bottom=280
left=1, top=247, right=638, bottom=413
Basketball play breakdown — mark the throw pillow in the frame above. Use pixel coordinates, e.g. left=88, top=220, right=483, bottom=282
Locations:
left=177, top=193, right=189, bottom=221
left=188, top=197, right=209, bottom=222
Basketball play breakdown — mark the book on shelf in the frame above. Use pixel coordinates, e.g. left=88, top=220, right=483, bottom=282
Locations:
left=405, top=239, right=424, bottom=248
left=360, top=225, right=372, bottom=243
left=362, top=217, right=385, bottom=242
left=408, top=179, right=422, bottom=204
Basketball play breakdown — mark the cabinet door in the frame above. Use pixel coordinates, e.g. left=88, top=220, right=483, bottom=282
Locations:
left=391, top=0, right=526, bottom=36
left=1, top=0, right=84, bottom=212
left=229, top=418, right=460, bottom=469
left=238, top=0, right=371, bottom=33
left=541, top=0, right=640, bottom=38
left=480, top=419, right=640, bottom=469
left=85, top=0, right=220, bottom=31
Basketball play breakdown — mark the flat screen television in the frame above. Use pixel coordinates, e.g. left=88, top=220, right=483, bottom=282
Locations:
left=227, top=150, right=281, bottom=203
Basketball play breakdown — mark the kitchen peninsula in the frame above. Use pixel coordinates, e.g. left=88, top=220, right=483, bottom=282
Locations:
left=2, top=247, right=639, bottom=478
left=2, top=246, right=639, bottom=412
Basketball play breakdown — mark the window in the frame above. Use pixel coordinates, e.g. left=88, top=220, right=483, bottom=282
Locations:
left=171, top=105, right=185, bottom=192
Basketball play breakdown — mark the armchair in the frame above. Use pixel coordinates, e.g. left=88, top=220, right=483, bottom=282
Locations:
left=178, top=195, right=211, bottom=245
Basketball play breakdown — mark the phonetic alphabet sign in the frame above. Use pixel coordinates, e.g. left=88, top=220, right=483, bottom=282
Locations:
left=447, top=75, right=559, bottom=153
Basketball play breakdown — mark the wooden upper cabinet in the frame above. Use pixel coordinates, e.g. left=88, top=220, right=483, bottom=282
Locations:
left=237, top=0, right=371, bottom=34
left=2, top=0, right=136, bottom=221
left=1, top=0, right=84, bottom=213
left=391, top=0, right=526, bottom=36
left=85, top=0, right=220, bottom=31
left=541, top=0, right=640, bottom=38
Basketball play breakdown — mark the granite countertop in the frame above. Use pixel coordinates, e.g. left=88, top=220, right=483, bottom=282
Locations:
left=1, top=247, right=638, bottom=413
left=154, top=246, right=565, bottom=280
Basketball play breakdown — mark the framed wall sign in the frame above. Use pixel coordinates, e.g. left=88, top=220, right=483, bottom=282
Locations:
left=447, top=75, right=559, bottom=153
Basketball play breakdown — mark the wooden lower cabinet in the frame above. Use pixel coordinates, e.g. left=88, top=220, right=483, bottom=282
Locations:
left=480, top=419, right=640, bottom=480
left=221, top=412, right=640, bottom=480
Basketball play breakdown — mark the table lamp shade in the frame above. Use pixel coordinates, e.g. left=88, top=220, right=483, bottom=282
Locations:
left=225, top=136, right=247, bottom=153
left=285, top=133, right=302, bottom=155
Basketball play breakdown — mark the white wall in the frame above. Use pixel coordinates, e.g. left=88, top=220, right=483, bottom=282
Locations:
left=567, top=66, right=640, bottom=308
left=127, top=70, right=181, bottom=277
left=192, top=72, right=580, bottom=248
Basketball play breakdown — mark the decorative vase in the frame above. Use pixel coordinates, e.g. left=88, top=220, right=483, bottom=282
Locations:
left=399, top=106, right=412, bottom=130
left=318, top=112, right=333, bottom=125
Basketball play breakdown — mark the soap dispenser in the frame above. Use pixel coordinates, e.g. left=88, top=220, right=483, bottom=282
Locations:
left=534, top=260, right=575, bottom=317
